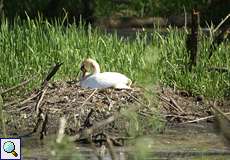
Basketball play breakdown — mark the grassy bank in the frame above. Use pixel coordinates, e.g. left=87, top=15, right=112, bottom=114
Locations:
left=0, top=18, right=229, bottom=97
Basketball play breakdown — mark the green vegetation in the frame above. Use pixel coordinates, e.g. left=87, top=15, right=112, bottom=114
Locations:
left=0, top=18, right=229, bottom=97
left=0, top=95, right=7, bottom=137
left=2, top=0, right=229, bottom=25
left=95, top=0, right=206, bottom=17
left=50, top=137, right=84, bottom=160
left=128, top=137, right=152, bottom=160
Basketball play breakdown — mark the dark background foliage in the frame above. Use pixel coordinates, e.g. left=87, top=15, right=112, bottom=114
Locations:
left=0, top=0, right=229, bottom=25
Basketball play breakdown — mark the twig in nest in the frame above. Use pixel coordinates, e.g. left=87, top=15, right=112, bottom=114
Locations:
left=70, top=91, right=146, bottom=142
left=41, top=62, right=63, bottom=87
left=158, top=94, right=183, bottom=113
left=212, top=101, right=230, bottom=142
left=180, top=102, right=230, bottom=124
left=212, top=101, right=230, bottom=121
left=80, top=89, right=97, bottom=108
left=4, top=92, right=40, bottom=108
left=180, top=115, right=214, bottom=124
left=82, top=109, right=94, bottom=129
left=35, top=87, right=48, bottom=114
left=33, top=108, right=45, bottom=133
left=69, top=103, right=141, bottom=142
left=0, top=77, right=34, bottom=95
left=40, top=112, right=48, bottom=140
left=105, top=94, right=113, bottom=110
left=124, top=90, right=147, bottom=107
left=56, top=117, right=66, bottom=143
left=169, top=97, right=184, bottom=113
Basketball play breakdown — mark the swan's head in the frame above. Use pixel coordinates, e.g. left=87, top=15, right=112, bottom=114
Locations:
left=80, top=58, right=100, bottom=74
left=80, top=71, right=91, bottom=81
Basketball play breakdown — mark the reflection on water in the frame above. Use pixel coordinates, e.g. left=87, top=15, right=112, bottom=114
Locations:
left=21, top=123, right=230, bottom=160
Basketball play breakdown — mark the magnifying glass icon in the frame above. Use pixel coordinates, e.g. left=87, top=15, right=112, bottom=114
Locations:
left=3, top=141, right=18, bottom=157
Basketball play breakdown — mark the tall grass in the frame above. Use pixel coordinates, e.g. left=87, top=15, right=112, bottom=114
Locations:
left=0, top=18, right=229, bottom=97
left=156, top=28, right=230, bottom=97
left=0, top=95, right=7, bottom=137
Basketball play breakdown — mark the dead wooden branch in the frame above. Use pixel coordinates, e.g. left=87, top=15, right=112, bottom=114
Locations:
left=213, top=13, right=230, bottom=33
left=56, top=117, right=66, bottom=143
left=41, top=62, right=63, bottom=87
left=82, top=109, right=94, bottom=128
left=33, top=108, right=45, bottom=133
left=212, top=101, right=230, bottom=142
left=3, top=92, right=40, bottom=108
left=158, top=94, right=184, bottom=113
left=181, top=115, right=213, bottom=124
left=212, top=101, right=230, bottom=121
left=69, top=103, right=141, bottom=142
left=35, top=87, right=48, bottom=114
left=186, top=9, right=199, bottom=71
left=209, top=26, right=230, bottom=59
left=0, top=77, right=34, bottom=95
left=80, top=89, right=97, bottom=108
left=169, top=97, right=185, bottom=113
left=40, top=112, right=48, bottom=140
left=181, top=112, right=230, bottom=124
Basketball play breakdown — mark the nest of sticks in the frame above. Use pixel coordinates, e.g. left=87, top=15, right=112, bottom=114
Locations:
left=1, top=63, right=157, bottom=146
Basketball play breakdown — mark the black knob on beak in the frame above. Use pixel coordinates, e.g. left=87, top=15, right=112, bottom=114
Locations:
left=81, top=65, right=87, bottom=72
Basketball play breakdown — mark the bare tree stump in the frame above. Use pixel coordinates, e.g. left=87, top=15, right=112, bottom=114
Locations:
left=186, top=9, right=199, bottom=71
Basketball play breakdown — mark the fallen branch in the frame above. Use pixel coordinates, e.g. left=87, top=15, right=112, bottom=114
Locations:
left=35, top=87, right=48, bottom=114
left=33, top=108, right=45, bottom=133
left=169, top=97, right=185, bottom=113
left=212, top=101, right=230, bottom=142
left=41, top=62, right=63, bottom=87
left=56, top=117, right=66, bottom=143
left=82, top=109, right=94, bottom=128
left=69, top=103, right=141, bottom=142
left=0, top=77, right=34, bottom=95
left=80, top=89, right=97, bottom=108
left=212, top=101, right=230, bottom=121
left=40, top=112, right=48, bottom=140
left=180, top=115, right=214, bottom=124
left=213, top=13, right=230, bottom=33
left=181, top=113, right=230, bottom=124
left=158, top=94, right=183, bottom=113
left=186, top=9, right=199, bottom=70
left=3, top=92, right=40, bottom=108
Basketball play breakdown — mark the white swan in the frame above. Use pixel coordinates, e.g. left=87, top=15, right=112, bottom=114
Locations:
left=80, top=58, right=132, bottom=89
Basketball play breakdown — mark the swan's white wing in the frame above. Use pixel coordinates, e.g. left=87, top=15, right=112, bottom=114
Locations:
left=80, top=72, right=131, bottom=89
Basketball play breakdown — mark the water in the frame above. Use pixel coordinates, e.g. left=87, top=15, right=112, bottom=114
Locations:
left=20, top=123, right=230, bottom=160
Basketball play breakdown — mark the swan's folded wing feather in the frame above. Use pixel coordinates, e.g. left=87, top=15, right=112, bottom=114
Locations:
left=80, top=72, right=131, bottom=89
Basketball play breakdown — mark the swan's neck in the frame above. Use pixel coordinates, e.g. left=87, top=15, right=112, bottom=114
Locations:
left=80, top=72, right=91, bottom=80
left=91, top=61, right=100, bottom=74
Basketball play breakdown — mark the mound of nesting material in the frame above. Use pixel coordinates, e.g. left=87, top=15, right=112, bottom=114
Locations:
left=158, top=86, right=230, bottom=124
left=4, top=81, right=150, bottom=137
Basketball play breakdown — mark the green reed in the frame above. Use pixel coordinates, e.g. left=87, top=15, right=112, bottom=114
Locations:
left=0, top=18, right=229, bottom=97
